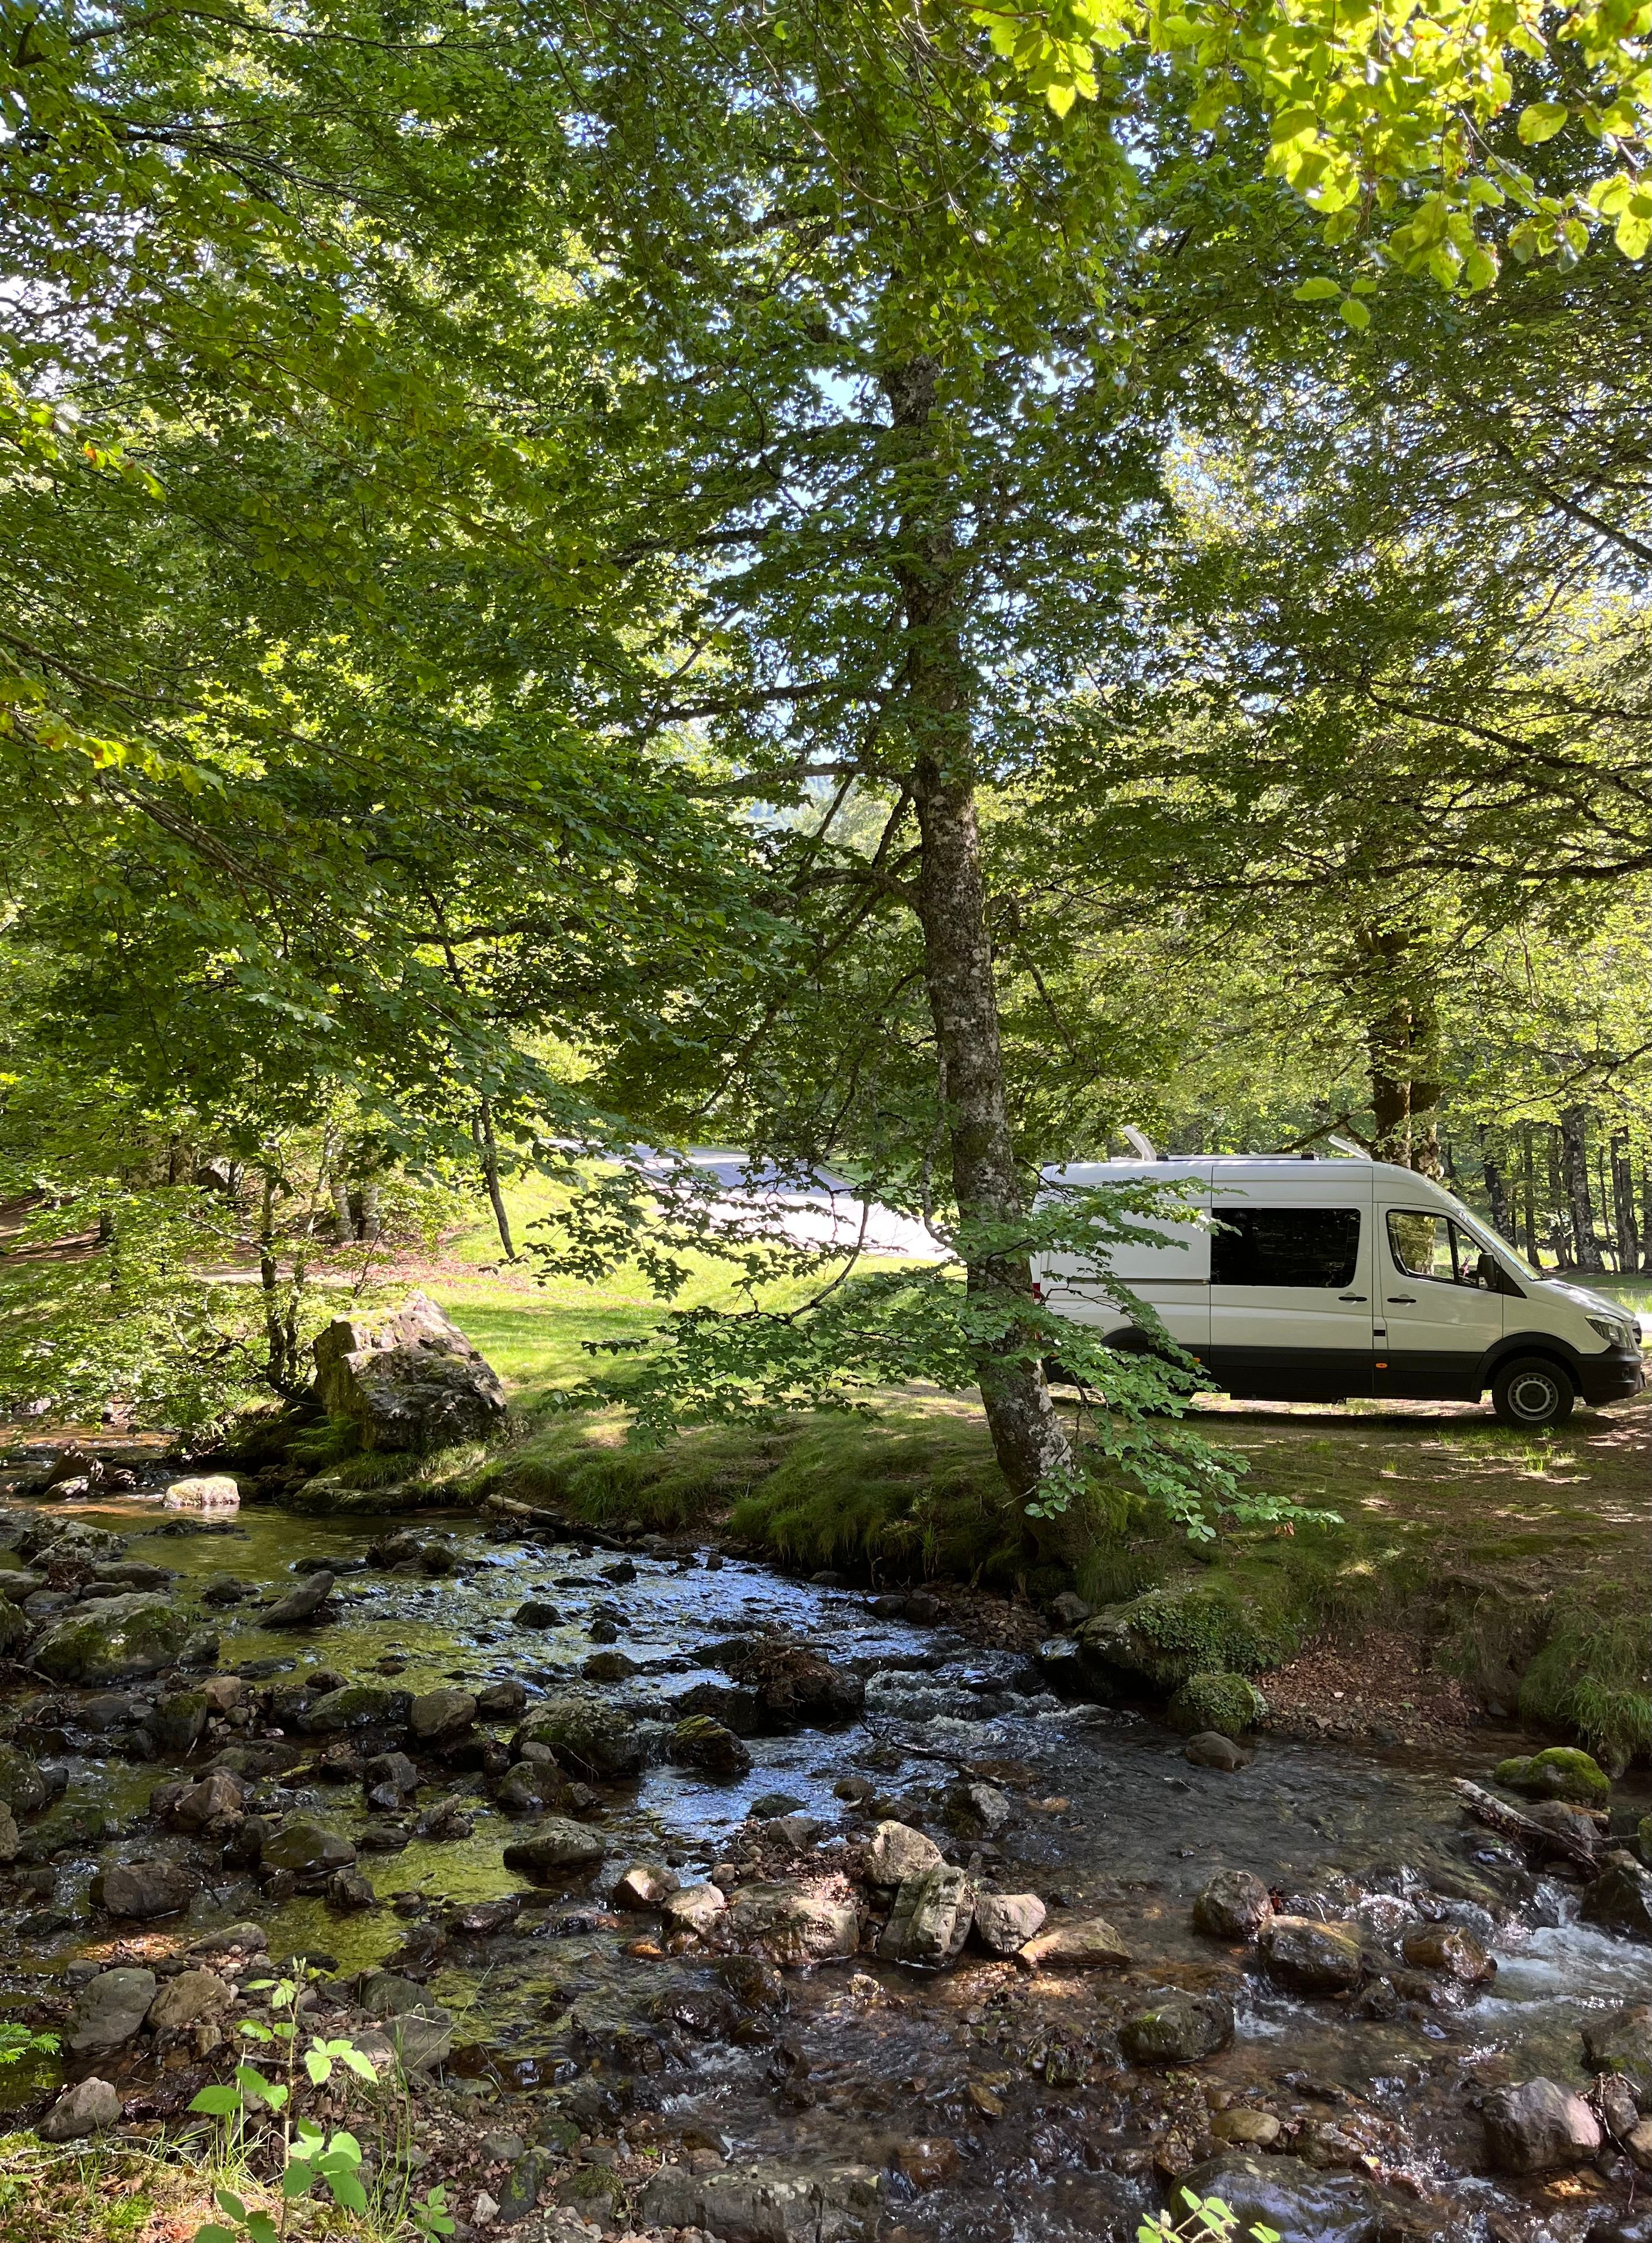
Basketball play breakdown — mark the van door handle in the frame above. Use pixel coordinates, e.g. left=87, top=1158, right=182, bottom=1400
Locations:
left=1339, top=1294, right=1366, bottom=1302
left=1387, top=1295, right=1416, bottom=1304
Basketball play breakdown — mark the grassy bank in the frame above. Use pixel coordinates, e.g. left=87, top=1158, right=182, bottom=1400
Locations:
left=402, top=1230, right=1652, bottom=1767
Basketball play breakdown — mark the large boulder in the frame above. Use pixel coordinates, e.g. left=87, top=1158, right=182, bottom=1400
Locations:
left=1493, top=1747, right=1610, bottom=1806
left=39, top=2078, right=122, bottom=2140
left=1120, top=1988, right=1235, bottom=2065
left=517, top=1697, right=648, bottom=1780
left=1167, top=1672, right=1269, bottom=1738
left=502, top=1817, right=608, bottom=1880
left=68, top=1968, right=157, bottom=2053
left=312, top=1292, right=507, bottom=1453
left=1483, top=2078, right=1602, bottom=2173
left=723, top=1878, right=861, bottom=1966
left=877, top=1868, right=975, bottom=1970
left=1584, top=2006, right=1652, bottom=2107
left=1074, top=1585, right=1279, bottom=1692
left=1193, top=1868, right=1273, bottom=1941
left=95, top=1860, right=197, bottom=1919
left=32, top=1594, right=179, bottom=1683
left=1582, top=1854, right=1652, bottom=1942
left=1258, top=1914, right=1364, bottom=1993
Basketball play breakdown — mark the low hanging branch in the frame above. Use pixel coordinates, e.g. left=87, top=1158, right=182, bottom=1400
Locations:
left=1450, top=1778, right=1604, bottom=1874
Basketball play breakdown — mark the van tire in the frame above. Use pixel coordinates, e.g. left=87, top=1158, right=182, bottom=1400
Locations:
left=1492, top=1356, right=1575, bottom=1429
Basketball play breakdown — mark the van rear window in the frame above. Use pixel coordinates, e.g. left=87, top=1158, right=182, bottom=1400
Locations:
left=1211, top=1208, right=1361, bottom=1289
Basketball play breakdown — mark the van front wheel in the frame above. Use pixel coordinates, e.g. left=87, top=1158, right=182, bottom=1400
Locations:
left=1491, top=1357, right=1575, bottom=1429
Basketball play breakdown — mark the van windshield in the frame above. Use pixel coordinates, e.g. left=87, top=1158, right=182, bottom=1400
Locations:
left=1444, top=1200, right=1541, bottom=1281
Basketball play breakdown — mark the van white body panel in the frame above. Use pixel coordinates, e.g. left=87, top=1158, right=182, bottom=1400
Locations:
left=1035, top=1157, right=1644, bottom=1412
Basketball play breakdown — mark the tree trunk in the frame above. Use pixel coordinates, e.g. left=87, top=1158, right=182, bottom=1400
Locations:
left=258, top=1170, right=298, bottom=1393
left=1480, top=1127, right=1511, bottom=1243
left=1546, top=1124, right=1569, bottom=1265
left=1610, top=1129, right=1640, bottom=1273
left=473, top=1099, right=517, bottom=1260
left=884, top=354, right=1070, bottom=1505
left=1357, top=928, right=1440, bottom=1173
left=1520, top=1124, right=1540, bottom=1264
left=1559, top=1106, right=1603, bottom=1273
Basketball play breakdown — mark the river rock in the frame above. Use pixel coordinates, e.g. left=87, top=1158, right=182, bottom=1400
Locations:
left=31, top=1594, right=179, bottom=1683
left=478, top=1679, right=528, bottom=1716
left=1076, top=1586, right=1274, bottom=1692
left=517, top=1696, right=647, bottom=1779
left=502, top=1817, right=608, bottom=1879
left=1172, top=2153, right=1378, bottom=2243
left=165, top=1474, right=241, bottom=1512
left=636, top=2159, right=883, bottom=2243
left=946, top=1781, right=1012, bottom=1836
left=664, top=1883, right=729, bottom=1936
left=670, top=1714, right=753, bottom=1777
left=97, top=1860, right=196, bottom=1918
left=512, top=1601, right=562, bottom=1628
left=1017, top=1914, right=1130, bottom=1971
left=718, top=1639, right=865, bottom=1725
left=1120, top=1988, right=1235, bottom=2064
left=0, top=1740, right=51, bottom=1813
left=1193, top=1868, right=1273, bottom=1940
left=878, top=1867, right=975, bottom=1969
left=312, top=1291, right=508, bottom=1453
left=170, top=1769, right=246, bottom=1830
left=1494, top=1747, right=1610, bottom=1805
left=39, top=2077, right=123, bottom=2140
left=1401, top=1923, right=1497, bottom=1984
left=1483, top=2077, right=1602, bottom=2173
left=1168, top=1672, right=1269, bottom=1737
left=865, top=1820, right=944, bottom=1885
left=1582, top=1854, right=1652, bottom=1941
left=263, top=1570, right=336, bottom=1627
left=1259, top=1914, right=1364, bottom=1992
left=147, top=1968, right=233, bottom=2032
left=582, top=1649, right=637, bottom=1681
left=613, top=1861, right=680, bottom=1909
left=261, top=1817, right=357, bottom=1875
left=357, top=1970, right=456, bottom=2070
left=69, top=1967, right=157, bottom=2052
left=301, top=1682, right=411, bottom=1732
left=972, top=1892, right=1046, bottom=1956
left=409, top=1687, right=477, bottom=1741
left=364, top=1749, right=419, bottom=1799
left=153, top=1687, right=210, bottom=1754
left=0, top=1600, right=26, bottom=1657
left=496, top=1761, right=565, bottom=1816
left=1185, top=1731, right=1250, bottom=1771
left=0, top=1806, right=17, bottom=1864
left=1584, top=2005, right=1652, bottom=2108
left=724, top=1878, right=861, bottom=1966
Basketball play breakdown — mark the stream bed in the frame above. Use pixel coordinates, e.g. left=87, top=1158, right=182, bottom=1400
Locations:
left=3, top=1479, right=1651, bottom=2243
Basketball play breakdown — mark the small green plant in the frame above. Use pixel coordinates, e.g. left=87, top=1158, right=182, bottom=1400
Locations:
left=187, top=1969, right=397, bottom=2243
left=0, top=2023, right=59, bottom=2066
left=1139, top=2190, right=1281, bottom=2243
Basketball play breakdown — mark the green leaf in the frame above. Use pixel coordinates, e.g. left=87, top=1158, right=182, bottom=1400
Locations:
left=190, top=2086, right=244, bottom=2115
left=1337, top=295, right=1371, bottom=328
left=303, top=2049, right=332, bottom=2084
left=1516, top=103, right=1568, bottom=144
left=282, top=2163, right=315, bottom=2201
left=1291, top=278, right=1341, bottom=300
left=328, top=2175, right=370, bottom=2213
left=1617, top=212, right=1651, bottom=259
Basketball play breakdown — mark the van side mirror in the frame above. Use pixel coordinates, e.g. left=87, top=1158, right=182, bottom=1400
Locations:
left=1474, top=1251, right=1501, bottom=1293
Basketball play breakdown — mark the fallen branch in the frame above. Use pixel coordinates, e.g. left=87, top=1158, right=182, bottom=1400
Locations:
left=481, top=1491, right=631, bottom=1554
left=1451, top=1778, right=1603, bottom=1872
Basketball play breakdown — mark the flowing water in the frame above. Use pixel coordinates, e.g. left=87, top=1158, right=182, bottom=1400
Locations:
left=4, top=1484, right=1651, bottom=2243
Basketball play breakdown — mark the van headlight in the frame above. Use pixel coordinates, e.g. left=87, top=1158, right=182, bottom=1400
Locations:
left=1585, top=1314, right=1634, bottom=1349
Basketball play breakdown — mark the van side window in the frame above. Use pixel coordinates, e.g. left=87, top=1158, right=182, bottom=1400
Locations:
left=1210, top=1208, right=1361, bottom=1288
left=1387, top=1211, right=1496, bottom=1287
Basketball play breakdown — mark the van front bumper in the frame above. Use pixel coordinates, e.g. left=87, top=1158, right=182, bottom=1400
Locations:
left=1577, top=1348, right=1647, bottom=1406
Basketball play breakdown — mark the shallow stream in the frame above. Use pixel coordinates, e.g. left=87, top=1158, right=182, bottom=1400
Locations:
left=4, top=1486, right=1651, bottom=2243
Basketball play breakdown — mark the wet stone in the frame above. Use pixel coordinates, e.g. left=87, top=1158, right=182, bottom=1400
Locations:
left=879, top=1866, right=975, bottom=1970
left=146, top=1968, right=233, bottom=2032
left=1483, top=2077, right=1603, bottom=2173
left=1194, top=1868, right=1273, bottom=1941
left=724, top=1878, right=861, bottom=1966
left=972, top=1891, right=1047, bottom=1956
left=96, top=1860, right=196, bottom=1919
left=1584, top=2005, right=1652, bottom=2106
left=1400, top=1923, right=1497, bottom=1984
left=1582, top=1854, right=1652, bottom=1942
left=671, top=1714, right=753, bottom=1776
left=261, top=1818, right=357, bottom=1876
left=865, top=1820, right=943, bottom=1885
left=408, top=1687, right=477, bottom=1740
left=1259, top=1914, right=1365, bottom=1993
left=39, top=2078, right=122, bottom=2140
left=1018, top=1914, right=1130, bottom=1972
left=69, top=1968, right=157, bottom=2053
left=502, top=1817, right=608, bottom=1880
left=1119, top=1987, right=1236, bottom=2065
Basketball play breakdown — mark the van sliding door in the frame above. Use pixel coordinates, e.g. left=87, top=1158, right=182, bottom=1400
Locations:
left=1206, top=1186, right=1375, bottom=1400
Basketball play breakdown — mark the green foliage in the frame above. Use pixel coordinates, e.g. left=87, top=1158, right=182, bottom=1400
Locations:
left=1166, top=1671, right=1270, bottom=1738
left=1492, top=1747, right=1611, bottom=1805
left=0, top=2024, right=59, bottom=2067
left=1517, top=1598, right=1652, bottom=1772
left=1139, top=2186, right=1279, bottom=2243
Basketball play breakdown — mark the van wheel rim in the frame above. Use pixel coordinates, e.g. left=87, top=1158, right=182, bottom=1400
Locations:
left=1508, top=1372, right=1559, bottom=1420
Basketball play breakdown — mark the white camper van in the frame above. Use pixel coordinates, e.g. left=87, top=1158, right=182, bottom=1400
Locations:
left=1033, top=1148, right=1645, bottom=1429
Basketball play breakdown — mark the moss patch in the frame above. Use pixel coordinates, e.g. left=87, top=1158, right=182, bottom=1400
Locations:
left=1168, top=1671, right=1270, bottom=1737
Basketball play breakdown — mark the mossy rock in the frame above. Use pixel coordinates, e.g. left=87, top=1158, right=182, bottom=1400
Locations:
left=1167, top=1672, right=1269, bottom=1739
left=1076, top=1584, right=1289, bottom=1691
left=31, top=1594, right=180, bottom=1683
left=1493, top=1747, right=1610, bottom=1806
left=518, top=1696, right=648, bottom=1780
